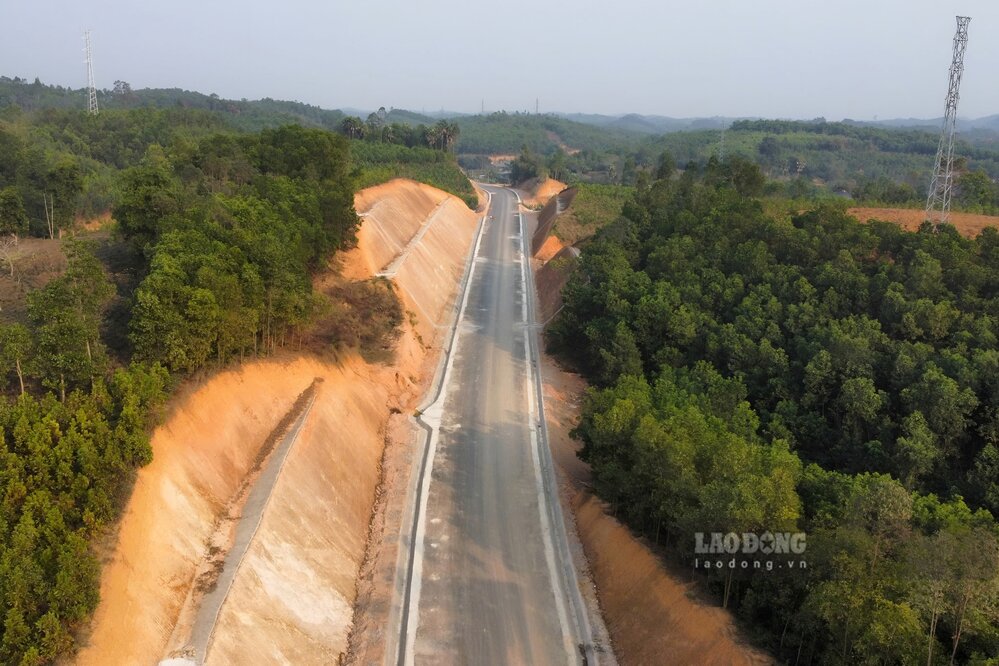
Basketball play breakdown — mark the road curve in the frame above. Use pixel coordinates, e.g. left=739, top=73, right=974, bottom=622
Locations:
left=394, top=186, right=592, bottom=665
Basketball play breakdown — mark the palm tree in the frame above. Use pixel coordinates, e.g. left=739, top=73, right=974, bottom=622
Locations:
left=445, top=121, right=460, bottom=152
left=339, top=116, right=365, bottom=140
left=424, top=124, right=443, bottom=150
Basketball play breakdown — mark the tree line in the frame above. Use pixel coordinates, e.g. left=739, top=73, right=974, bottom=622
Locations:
left=549, top=157, right=999, bottom=664
left=0, top=242, right=168, bottom=663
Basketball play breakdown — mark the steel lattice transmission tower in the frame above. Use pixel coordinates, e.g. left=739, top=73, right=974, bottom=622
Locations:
left=925, top=16, right=971, bottom=226
left=84, top=30, right=99, bottom=115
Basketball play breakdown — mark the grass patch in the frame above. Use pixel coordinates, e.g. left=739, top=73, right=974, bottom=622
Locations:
left=553, top=183, right=634, bottom=245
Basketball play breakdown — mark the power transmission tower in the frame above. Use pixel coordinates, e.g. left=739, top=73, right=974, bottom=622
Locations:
left=84, top=30, right=99, bottom=115
left=925, top=16, right=971, bottom=227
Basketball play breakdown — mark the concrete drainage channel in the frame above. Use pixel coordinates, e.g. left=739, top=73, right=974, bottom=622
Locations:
left=161, top=380, right=321, bottom=666
left=518, top=195, right=599, bottom=665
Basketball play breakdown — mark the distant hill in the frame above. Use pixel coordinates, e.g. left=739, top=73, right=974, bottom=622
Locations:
left=560, top=112, right=742, bottom=134
left=844, top=115, right=999, bottom=134
left=0, top=76, right=348, bottom=131
left=0, top=76, right=482, bottom=136
left=638, top=118, right=999, bottom=204
left=454, top=112, right=644, bottom=155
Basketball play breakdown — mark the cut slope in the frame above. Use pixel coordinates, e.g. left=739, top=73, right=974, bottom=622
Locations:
left=203, top=359, right=392, bottom=663
left=349, top=178, right=479, bottom=344
left=520, top=176, right=567, bottom=208
left=535, top=246, right=579, bottom=324
left=536, top=235, right=565, bottom=263
left=575, top=497, right=773, bottom=666
left=76, top=358, right=330, bottom=665
left=350, top=179, right=450, bottom=277
left=532, top=186, right=577, bottom=255
left=78, top=178, right=480, bottom=665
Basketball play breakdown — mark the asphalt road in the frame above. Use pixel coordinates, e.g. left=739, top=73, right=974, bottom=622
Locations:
left=399, top=186, right=585, bottom=665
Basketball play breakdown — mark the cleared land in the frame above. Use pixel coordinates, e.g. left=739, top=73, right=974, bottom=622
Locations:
left=849, top=206, right=999, bottom=236
left=0, top=237, right=66, bottom=322
left=519, top=176, right=567, bottom=208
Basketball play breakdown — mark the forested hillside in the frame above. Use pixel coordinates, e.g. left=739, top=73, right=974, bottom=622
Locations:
left=0, top=76, right=347, bottom=132
left=648, top=120, right=999, bottom=211
left=0, top=118, right=367, bottom=661
left=549, top=158, right=999, bottom=664
left=454, top=111, right=641, bottom=155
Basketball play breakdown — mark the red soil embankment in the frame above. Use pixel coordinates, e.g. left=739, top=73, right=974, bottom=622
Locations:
left=77, top=358, right=343, bottom=665
left=575, top=497, right=772, bottom=665
left=536, top=235, right=565, bottom=263
left=203, top=358, right=393, bottom=663
left=351, top=178, right=479, bottom=345
left=535, top=246, right=579, bottom=323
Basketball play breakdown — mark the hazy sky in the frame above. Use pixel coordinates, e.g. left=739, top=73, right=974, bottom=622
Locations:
left=3, top=0, right=999, bottom=119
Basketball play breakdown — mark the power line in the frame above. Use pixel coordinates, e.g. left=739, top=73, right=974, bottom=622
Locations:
left=84, top=30, right=99, bottom=115
left=926, top=16, right=971, bottom=227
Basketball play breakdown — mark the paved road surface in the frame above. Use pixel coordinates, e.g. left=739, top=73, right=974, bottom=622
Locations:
left=398, top=186, right=586, bottom=665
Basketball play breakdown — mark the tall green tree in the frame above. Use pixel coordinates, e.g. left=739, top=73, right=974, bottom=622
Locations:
left=0, top=323, right=31, bottom=395
left=0, top=187, right=28, bottom=236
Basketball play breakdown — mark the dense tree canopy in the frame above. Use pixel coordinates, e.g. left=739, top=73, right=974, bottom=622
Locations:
left=120, top=125, right=357, bottom=372
left=551, top=159, right=999, bottom=664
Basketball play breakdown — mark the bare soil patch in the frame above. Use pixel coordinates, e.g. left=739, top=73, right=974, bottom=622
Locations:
left=520, top=176, right=567, bottom=208
left=536, top=234, right=565, bottom=263
left=849, top=207, right=999, bottom=237
left=0, top=237, right=66, bottom=323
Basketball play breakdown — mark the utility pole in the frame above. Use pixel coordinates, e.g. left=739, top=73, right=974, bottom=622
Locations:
left=926, top=16, right=971, bottom=227
left=84, top=30, right=99, bottom=115
left=536, top=97, right=540, bottom=115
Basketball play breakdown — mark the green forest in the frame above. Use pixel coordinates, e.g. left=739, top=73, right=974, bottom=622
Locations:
left=549, top=158, right=999, bottom=664
left=11, top=76, right=999, bottom=213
